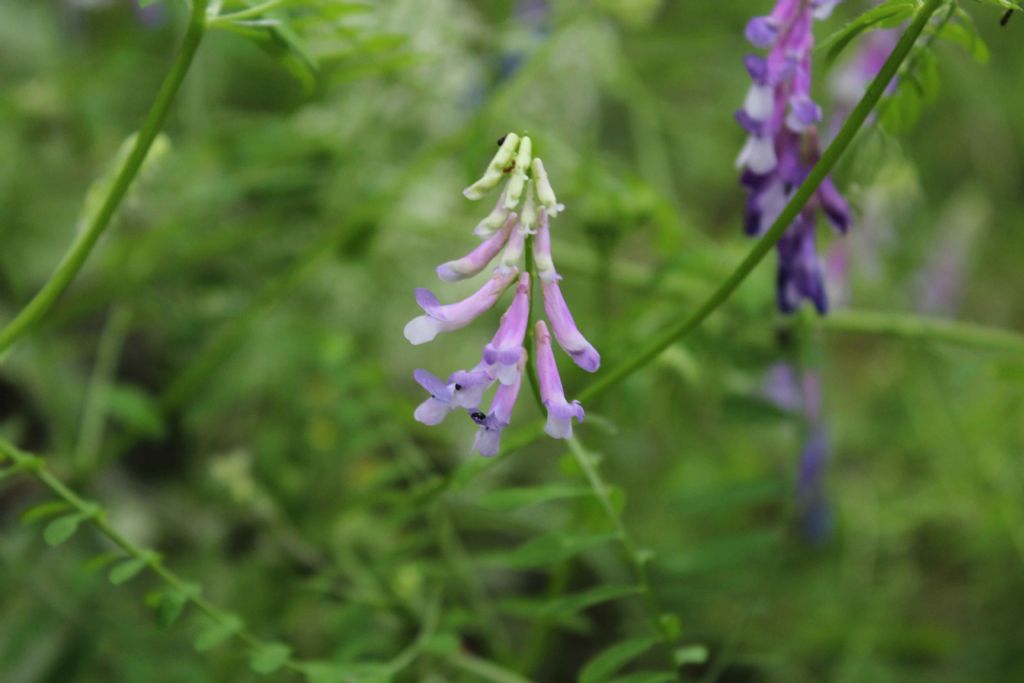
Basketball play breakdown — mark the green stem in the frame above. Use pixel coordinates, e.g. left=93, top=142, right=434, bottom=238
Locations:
left=576, top=0, right=945, bottom=405
left=73, top=306, right=132, bottom=473
left=523, top=234, right=545, bottom=412
left=817, top=309, right=1024, bottom=355
left=567, top=437, right=681, bottom=679
left=0, top=0, right=209, bottom=359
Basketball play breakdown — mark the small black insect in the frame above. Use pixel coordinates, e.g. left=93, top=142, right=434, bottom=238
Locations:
left=470, top=411, right=487, bottom=424
left=1002, top=9, right=1014, bottom=26
left=497, top=135, right=507, bottom=146
left=454, top=384, right=462, bottom=391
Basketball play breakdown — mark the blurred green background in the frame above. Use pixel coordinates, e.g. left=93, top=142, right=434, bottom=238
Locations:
left=1, top=1, right=1023, bottom=681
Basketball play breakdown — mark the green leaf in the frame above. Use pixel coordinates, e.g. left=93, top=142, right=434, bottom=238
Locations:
left=545, top=585, right=643, bottom=620
left=673, top=645, right=709, bottom=667
left=109, top=556, right=150, bottom=585
left=139, top=0, right=163, bottom=7
left=498, top=598, right=591, bottom=633
left=249, top=642, right=292, bottom=675
left=221, top=20, right=319, bottom=93
left=485, top=533, right=618, bottom=569
left=973, top=0, right=1022, bottom=10
left=607, top=672, right=677, bottom=683
left=84, top=552, right=123, bottom=573
left=107, top=384, right=165, bottom=438
left=21, top=500, right=72, bottom=524
left=938, top=16, right=990, bottom=63
left=818, top=0, right=918, bottom=68
left=193, top=613, right=244, bottom=652
left=422, top=632, right=461, bottom=655
left=479, top=484, right=593, bottom=511
left=580, top=636, right=659, bottom=683
left=43, top=513, right=86, bottom=546
left=153, top=587, right=196, bottom=628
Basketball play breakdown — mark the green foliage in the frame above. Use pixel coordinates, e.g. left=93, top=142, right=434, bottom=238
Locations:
left=818, top=0, right=919, bottom=67
left=580, top=636, right=659, bottom=683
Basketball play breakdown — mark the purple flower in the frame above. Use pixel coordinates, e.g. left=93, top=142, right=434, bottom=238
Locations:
left=541, top=279, right=600, bottom=373
left=777, top=208, right=828, bottom=314
left=471, top=361, right=524, bottom=457
left=413, top=367, right=493, bottom=425
left=533, top=213, right=600, bottom=373
left=437, top=215, right=516, bottom=282
left=483, top=273, right=531, bottom=384
left=763, top=362, right=832, bottom=544
left=535, top=321, right=585, bottom=440
left=404, top=269, right=519, bottom=345
left=736, top=0, right=850, bottom=315
left=797, top=426, right=832, bottom=544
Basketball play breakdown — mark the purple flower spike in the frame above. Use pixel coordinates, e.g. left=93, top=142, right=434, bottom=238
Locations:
left=437, top=215, right=516, bottom=282
left=472, top=361, right=523, bottom=457
left=736, top=0, right=850, bottom=315
left=541, top=278, right=600, bottom=373
left=483, top=273, right=531, bottom=384
left=407, top=133, right=599, bottom=456
left=535, top=321, right=585, bottom=440
left=404, top=268, right=518, bottom=345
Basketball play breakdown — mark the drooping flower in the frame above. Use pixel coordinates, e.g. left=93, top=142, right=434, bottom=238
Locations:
left=483, top=273, right=531, bottom=385
left=437, top=214, right=517, bottom=282
left=535, top=321, right=585, bottom=440
left=406, top=133, right=598, bottom=456
left=737, top=0, right=851, bottom=314
left=763, top=362, right=832, bottom=544
left=471, top=359, right=524, bottom=457
left=404, top=269, right=519, bottom=345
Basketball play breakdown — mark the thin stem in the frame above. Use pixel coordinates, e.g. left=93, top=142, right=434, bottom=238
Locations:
left=816, top=309, right=1024, bottom=355
left=0, top=0, right=209, bottom=359
left=576, top=0, right=945, bottom=405
left=523, top=234, right=544, bottom=412
left=567, top=436, right=681, bottom=679
left=73, top=306, right=132, bottom=473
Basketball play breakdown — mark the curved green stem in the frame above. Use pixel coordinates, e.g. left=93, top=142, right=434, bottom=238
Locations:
left=817, top=309, right=1024, bottom=355
left=0, top=0, right=209, bottom=359
left=577, top=0, right=944, bottom=405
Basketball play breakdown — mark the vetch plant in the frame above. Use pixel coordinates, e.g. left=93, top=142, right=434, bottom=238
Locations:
left=405, top=134, right=599, bottom=455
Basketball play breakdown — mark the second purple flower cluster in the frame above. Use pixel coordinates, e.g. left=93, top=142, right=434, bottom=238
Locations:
left=737, top=0, right=851, bottom=314
left=404, top=134, right=600, bottom=456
